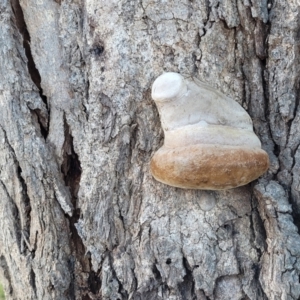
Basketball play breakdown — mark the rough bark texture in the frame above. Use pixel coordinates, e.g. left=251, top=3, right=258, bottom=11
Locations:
left=0, top=0, right=300, bottom=299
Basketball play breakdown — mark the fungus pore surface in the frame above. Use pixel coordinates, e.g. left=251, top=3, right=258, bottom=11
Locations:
left=150, top=72, right=269, bottom=190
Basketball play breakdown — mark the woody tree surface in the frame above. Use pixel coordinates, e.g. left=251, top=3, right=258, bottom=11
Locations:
left=0, top=0, right=300, bottom=299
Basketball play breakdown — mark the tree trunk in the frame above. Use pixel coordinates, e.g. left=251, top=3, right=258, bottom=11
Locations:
left=1, top=0, right=300, bottom=299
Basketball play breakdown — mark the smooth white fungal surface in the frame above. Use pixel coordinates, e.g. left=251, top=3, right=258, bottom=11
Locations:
left=152, top=72, right=188, bottom=102
left=151, top=72, right=260, bottom=148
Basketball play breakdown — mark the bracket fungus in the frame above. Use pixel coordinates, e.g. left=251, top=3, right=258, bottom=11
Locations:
left=150, top=72, right=269, bottom=190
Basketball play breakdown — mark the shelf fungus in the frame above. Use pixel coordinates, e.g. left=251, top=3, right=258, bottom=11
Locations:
left=150, top=72, right=269, bottom=190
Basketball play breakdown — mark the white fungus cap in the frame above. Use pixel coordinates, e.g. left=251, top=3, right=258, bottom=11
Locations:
left=152, top=72, right=187, bottom=102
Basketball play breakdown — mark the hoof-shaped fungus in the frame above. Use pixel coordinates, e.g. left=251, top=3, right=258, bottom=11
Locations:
left=150, top=72, right=269, bottom=190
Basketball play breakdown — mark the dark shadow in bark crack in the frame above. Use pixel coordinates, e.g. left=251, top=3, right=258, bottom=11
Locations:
left=61, top=116, right=103, bottom=297
left=0, top=256, right=13, bottom=298
left=29, top=268, right=37, bottom=297
left=10, top=0, right=49, bottom=138
left=179, top=257, right=196, bottom=300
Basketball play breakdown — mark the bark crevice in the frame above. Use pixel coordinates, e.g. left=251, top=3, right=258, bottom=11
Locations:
left=17, top=166, right=32, bottom=253
left=29, top=269, right=37, bottom=297
left=0, top=256, right=13, bottom=298
left=61, top=116, right=102, bottom=299
left=10, top=0, right=49, bottom=138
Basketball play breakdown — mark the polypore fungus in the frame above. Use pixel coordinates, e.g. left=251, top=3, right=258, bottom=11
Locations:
left=150, top=72, right=269, bottom=190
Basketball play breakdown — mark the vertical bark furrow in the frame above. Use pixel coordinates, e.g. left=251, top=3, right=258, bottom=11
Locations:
left=0, top=180, right=22, bottom=253
left=10, top=0, right=49, bottom=137
left=0, top=0, right=75, bottom=298
left=0, top=256, right=14, bottom=299
left=16, top=166, right=32, bottom=253
left=29, top=269, right=37, bottom=298
left=255, top=181, right=300, bottom=299
left=10, top=0, right=42, bottom=89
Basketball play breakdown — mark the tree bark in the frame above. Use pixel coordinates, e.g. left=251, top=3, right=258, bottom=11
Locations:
left=0, top=0, right=300, bottom=299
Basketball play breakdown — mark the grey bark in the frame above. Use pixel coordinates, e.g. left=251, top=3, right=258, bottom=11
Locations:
left=0, top=0, right=300, bottom=299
